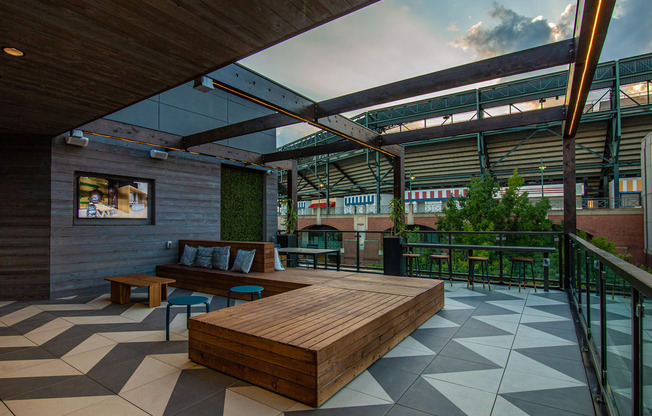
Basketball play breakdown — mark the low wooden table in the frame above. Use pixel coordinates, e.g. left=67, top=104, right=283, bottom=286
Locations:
left=105, top=274, right=176, bottom=307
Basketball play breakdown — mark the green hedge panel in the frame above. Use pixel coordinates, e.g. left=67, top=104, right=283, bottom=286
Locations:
left=221, top=165, right=264, bottom=241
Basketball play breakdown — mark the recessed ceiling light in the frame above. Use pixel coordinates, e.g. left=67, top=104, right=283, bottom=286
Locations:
left=3, top=47, right=24, bottom=57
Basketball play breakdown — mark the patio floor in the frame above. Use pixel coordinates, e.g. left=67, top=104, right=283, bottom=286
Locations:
left=0, top=280, right=594, bottom=416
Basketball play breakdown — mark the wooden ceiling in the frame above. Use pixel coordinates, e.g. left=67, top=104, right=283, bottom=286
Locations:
left=0, top=0, right=378, bottom=135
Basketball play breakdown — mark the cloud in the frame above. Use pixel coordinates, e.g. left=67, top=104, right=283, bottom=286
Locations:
left=452, top=2, right=576, bottom=58
left=600, top=0, right=652, bottom=61
left=447, top=23, right=460, bottom=32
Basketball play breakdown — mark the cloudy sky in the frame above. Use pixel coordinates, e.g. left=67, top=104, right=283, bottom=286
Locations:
left=240, top=0, right=652, bottom=146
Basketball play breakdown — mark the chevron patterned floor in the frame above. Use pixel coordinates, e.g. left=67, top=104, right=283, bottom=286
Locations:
left=0, top=281, right=596, bottom=416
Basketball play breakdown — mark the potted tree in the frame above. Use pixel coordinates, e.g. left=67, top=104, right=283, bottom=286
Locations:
left=383, top=198, right=407, bottom=276
left=277, top=198, right=298, bottom=248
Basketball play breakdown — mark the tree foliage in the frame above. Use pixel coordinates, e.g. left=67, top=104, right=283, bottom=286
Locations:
left=437, top=170, right=552, bottom=246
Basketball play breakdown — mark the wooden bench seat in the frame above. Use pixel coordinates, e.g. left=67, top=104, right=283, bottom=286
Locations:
left=188, top=273, right=444, bottom=406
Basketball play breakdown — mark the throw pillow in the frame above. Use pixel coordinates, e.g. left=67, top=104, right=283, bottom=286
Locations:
left=179, top=244, right=198, bottom=266
left=231, top=249, right=256, bottom=273
left=274, top=248, right=285, bottom=271
left=212, top=246, right=230, bottom=270
left=195, top=245, right=214, bottom=268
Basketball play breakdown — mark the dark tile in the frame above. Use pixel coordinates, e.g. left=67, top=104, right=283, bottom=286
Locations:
left=526, top=304, right=573, bottom=319
left=521, top=322, right=580, bottom=343
left=13, top=374, right=113, bottom=399
left=501, top=385, right=594, bottom=415
left=372, top=355, right=436, bottom=376
left=453, top=324, right=512, bottom=340
left=0, top=375, right=77, bottom=399
left=288, top=404, right=393, bottom=416
left=90, top=343, right=147, bottom=371
left=427, top=348, right=502, bottom=372
left=433, top=310, right=473, bottom=326
left=0, top=326, right=20, bottom=337
left=0, top=346, right=56, bottom=362
left=512, top=344, right=582, bottom=362
left=408, top=329, right=452, bottom=353
left=163, top=370, right=230, bottom=415
left=397, top=377, right=465, bottom=416
left=414, top=326, right=459, bottom=339
left=39, top=326, right=96, bottom=357
left=386, top=404, right=435, bottom=416
left=367, top=362, right=419, bottom=402
left=515, top=350, right=588, bottom=383
left=86, top=356, right=146, bottom=394
left=183, top=368, right=239, bottom=390
left=472, top=303, right=520, bottom=317
left=499, top=395, right=591, bottom=416
left=169, top=390, right=225, bottom=416
left=9, top=312, right=59, bottom=334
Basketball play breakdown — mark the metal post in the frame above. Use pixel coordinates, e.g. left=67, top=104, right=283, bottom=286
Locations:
left=563, top=128, right=576, bottom=286
left=356, top=231, right=360, bottom=272
left=558, top=235, right=564, bottom=289
left=326, top=156, right=330, bottom=215
left=600, top=267, right=607, bottom=384
left=584, top=253, right=591, bottom=333
left=613, top=59, right=622, bottom=208
left=543, top=252, right=550, bottom=292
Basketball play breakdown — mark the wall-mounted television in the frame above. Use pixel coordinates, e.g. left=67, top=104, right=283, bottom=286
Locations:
left=76, top=174, right=153, bottom=224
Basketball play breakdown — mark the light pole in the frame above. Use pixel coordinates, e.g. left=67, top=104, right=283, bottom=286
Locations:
left=538, top=158, right=546, bottom=199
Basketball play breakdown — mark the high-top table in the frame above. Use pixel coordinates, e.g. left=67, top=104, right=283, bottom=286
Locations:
left=105, top=274, right=176, bottom=307
left=277, top=247, right=341, bottom=271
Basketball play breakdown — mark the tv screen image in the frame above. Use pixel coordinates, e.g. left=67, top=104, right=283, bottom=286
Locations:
left=78, top=176, right=149, bottom=219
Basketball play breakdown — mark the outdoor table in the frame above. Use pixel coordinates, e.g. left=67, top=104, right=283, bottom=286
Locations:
left=403, top=243, right=556, bottom=291
left=277, top=247, right=341, bottom=271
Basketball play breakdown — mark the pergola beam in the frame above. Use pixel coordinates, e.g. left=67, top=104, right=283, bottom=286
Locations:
left=182, top=64, right=395, bottom=157
left=189, top=40, right=574, bottom=148
left=562, top=0, right=616, bottom=139
left=263, top=107, right=564, bottom=162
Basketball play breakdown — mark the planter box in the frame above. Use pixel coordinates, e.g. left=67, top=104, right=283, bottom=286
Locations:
left=383, top=236, right=406, bottom=276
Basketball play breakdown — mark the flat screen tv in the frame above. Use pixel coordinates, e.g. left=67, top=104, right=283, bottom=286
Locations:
left=77, top=174, right=152, bottom=222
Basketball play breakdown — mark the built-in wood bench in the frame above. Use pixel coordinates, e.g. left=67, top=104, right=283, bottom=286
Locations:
left=178, top=240, right=275, bottom=273
left=188, top=273, right=444, bottom=407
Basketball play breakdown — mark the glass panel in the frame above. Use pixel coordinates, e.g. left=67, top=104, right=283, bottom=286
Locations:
left=605, top=275, right=632, bottom=415
left=643, top=294, right=652, bottom=415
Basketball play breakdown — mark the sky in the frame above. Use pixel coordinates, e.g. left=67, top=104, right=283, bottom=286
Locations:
left=240, top=0, right=652, bottom=147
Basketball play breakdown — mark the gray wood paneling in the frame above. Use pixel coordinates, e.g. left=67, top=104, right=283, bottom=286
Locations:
left=0, top=135, right=51, bottom=300
left=50, top=133, right=223, bottom=296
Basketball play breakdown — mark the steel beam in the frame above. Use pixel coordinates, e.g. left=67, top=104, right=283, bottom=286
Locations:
left=333, top=162, right=366, bottom=194
left=264, top=107, right=564, bottom=161
left=393, top=147, right=405, bottom=206
left=194, top=41, right=574, bottom=147
left=562, top=0, right=616, bottom=138
left=182, top=64, right=395, bottom=156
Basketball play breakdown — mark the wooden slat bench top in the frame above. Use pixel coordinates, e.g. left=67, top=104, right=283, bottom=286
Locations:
left=189, top=273, right=444, bottom=406
left=105, top=274, right=175, bottom=287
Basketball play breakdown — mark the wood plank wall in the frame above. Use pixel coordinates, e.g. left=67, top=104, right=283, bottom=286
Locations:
left=0, top=135, right=51, bottom=300
left=50, top=132, right=277, bottom=297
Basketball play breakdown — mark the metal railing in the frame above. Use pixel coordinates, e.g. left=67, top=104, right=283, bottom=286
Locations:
left=568, top=233, right=652, bottom=416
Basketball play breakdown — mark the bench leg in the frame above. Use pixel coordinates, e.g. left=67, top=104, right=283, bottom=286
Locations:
left=110, top=281, right=131, bottom=305
left=226, top=291, right=232, bottom=308
left=148, top=283, right=162, bottom=308
left=166, top=304, right=171, bottom=341
left=186, top=305, right=191, bottom=329
left=161, top=283, right=169, bottom=301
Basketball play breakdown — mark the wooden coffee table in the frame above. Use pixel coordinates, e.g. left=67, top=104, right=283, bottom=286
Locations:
left=105, top=274, right=176, bottom=307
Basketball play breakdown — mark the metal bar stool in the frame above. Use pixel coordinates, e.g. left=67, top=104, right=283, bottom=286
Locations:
left=509, top=257, right=536, bottom=293
left=429, top=254, right=452, bottom=286
left=468, top=256, right=491, bottom=291
left=403, top=252, right=421, bottom=277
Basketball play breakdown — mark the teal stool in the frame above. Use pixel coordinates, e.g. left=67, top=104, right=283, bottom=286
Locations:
left=166, top=295, right=209, bottom=341
left=226, top=285, right=264, bottom=307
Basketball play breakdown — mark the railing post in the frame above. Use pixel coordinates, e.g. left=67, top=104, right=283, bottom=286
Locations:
left=600, top=267, right=607, bottom=384
left=499, top=233, right=504, bottom=284
left=585, top=253, right=591, bottom=335
left=577, top=246, right=583, bottom=306
left=543, top=252, right=550, bottom=292
left=632, top=288, right=643, bottom=416
left=558, top=234, right=564, bottom=289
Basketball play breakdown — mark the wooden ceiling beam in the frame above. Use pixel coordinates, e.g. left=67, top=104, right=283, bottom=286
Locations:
left=198, top=40, right=574, bottom=146
left=182, top=64, right=397, bottom=157
left=562, top=0, right=617, bottom=138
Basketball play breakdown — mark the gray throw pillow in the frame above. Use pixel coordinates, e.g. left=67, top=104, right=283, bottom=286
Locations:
left=195, top=246, right=214, bottom=268
left=212, top=246, right=230, bottom=270
left=179, top=244, right=197, bottom=266
left=231, top=249, right=256, bottom=273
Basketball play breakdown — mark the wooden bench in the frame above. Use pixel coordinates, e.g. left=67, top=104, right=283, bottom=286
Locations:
left=188, top=273, right=444, bottom=406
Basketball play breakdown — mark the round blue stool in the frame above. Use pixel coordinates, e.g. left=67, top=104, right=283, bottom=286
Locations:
left=226, top=285, right=263, bottom=307
left=166, top=295, right=209, bottom=341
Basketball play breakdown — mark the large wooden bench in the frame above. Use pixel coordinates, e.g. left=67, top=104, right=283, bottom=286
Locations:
left=188, top=273, right=444, bottom=406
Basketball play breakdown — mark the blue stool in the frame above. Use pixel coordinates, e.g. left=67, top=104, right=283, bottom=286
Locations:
left=166, top=295, right=209, bottom=341
left=226, top=285, right=264, bottom=307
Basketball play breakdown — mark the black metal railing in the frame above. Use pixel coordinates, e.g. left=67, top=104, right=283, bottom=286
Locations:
left=568, top=233, right=652, bottom=416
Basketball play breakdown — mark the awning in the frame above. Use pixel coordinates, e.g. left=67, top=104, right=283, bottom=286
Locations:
left=308, top=201, right=336, bottom=208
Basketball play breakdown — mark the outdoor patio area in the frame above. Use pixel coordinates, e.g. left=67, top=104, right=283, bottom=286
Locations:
left=0, top=281, right=594, bottom=416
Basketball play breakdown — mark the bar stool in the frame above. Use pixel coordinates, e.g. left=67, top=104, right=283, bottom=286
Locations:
left=403, top=252, right=421, bottom=277
left=468, top=256, right=491, bottom=290
left=429, top=253, right=452, bottom=286
left=509, top=257, right=536, bottom=293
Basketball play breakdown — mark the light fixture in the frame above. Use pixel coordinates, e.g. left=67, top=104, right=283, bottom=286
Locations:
left=3, top=47, right=24, bottom=57
left=193, top=76, right=214, bottom=92
left=150, top=149, right=168, bottom=160
left=64, top=130, right=89, bottom=147
left=266, top=169, right=274, bottom=175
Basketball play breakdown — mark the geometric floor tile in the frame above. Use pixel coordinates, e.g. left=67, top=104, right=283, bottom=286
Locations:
left=0, top=283, right=597, bottom=416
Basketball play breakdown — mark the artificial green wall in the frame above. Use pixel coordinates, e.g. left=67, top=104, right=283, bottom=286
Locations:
left=221, top=165, right=264, bottom=241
